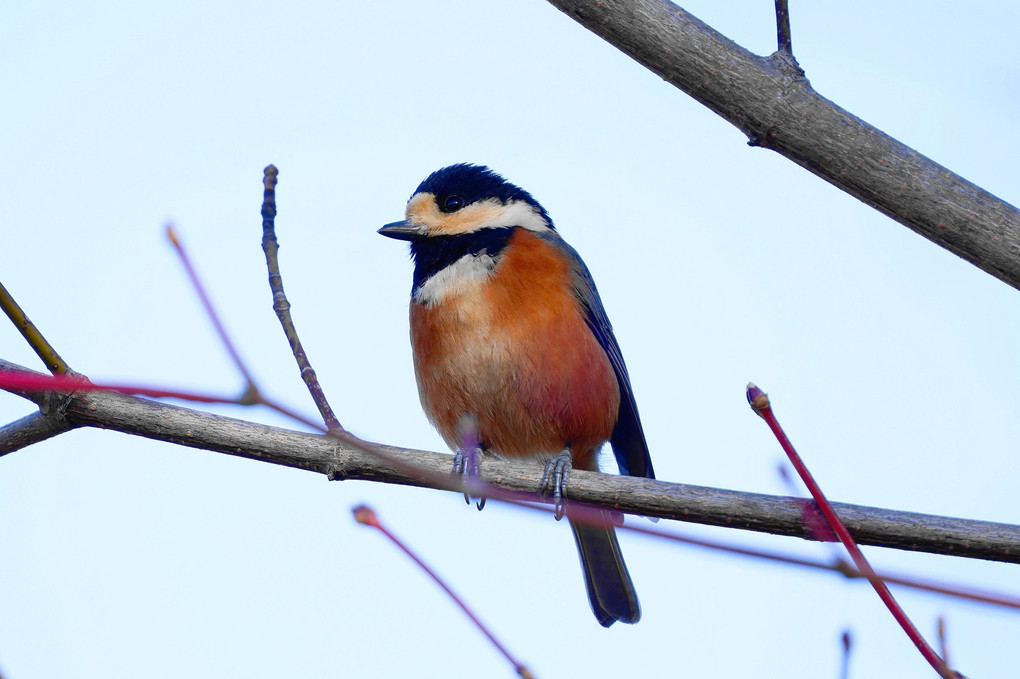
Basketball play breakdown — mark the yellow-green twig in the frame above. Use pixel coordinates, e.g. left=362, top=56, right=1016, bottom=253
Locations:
left=0, top=280, right=71, bottom=374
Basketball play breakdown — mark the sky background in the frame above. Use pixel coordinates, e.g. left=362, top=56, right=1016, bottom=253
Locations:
left=2, top=1, right=1019, bottom=677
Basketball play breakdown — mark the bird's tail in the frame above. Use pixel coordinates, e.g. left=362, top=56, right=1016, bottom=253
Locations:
left=569, top=514, right=640, bottom=627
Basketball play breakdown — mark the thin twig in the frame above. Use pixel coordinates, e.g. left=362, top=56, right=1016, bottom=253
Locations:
left=777, top=463, right=837, bottom=544
left=166, top=225, right=259, bottom=397
left=354, top=505, right=533, bottom=679
left=0, top=368, right=238, bottom=404
left=259, top=165, right=343, bottom=431
left=166, top=220, right=343, bottom=432
left=840, top=631, right=852, bottom=679
left=0, top=280, right=72, bottom=374
left=774, top=0, right=792, bottom=54
left=748, top=383, right=961, bottom=678
left=938, top=616, right=951, bottom=671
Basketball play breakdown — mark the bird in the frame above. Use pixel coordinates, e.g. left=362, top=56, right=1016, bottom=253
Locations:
left=378, top=163, right=655, bottom=626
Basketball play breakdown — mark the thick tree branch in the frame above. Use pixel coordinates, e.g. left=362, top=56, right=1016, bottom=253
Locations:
left=547, top=0, right=1020, bottom=290
left=3, top=360, right=1017, bottom=564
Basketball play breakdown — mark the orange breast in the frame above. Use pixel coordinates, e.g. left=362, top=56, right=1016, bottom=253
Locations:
left=410, top=229, right=619, bottom=471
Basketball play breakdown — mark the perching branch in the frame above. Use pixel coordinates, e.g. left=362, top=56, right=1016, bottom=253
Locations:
left=547, top=0, right=1020, bottom=291
left=3, top=359, right=1018, bottom=565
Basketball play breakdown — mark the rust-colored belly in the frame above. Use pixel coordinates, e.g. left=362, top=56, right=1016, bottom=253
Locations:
left=410, top=230, right=619, bottom=470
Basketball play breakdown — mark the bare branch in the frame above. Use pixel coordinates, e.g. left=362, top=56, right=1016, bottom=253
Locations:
left=4, top=359, right=1016, bottom=564
left=547, top=0, right=1020, bottom=290
left=0, top=411, right=74, bottom=457
left=258, top=164, right=342, bottom=431
left=774, top=0, right=792, bottom=55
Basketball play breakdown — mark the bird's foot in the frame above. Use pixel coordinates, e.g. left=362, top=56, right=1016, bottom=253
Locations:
left=540, top=449, right=573, bottom=520
left=451, top=446, right=486, bottom=510
left=453, top=414, right=485, bottom=510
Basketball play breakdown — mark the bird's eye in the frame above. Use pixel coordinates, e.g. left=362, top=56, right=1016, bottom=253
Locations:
left=443, top=195, right=465, bottom=212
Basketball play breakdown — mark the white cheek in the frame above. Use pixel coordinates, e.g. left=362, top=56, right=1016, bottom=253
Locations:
left=491, top=200, right=549, bottom=232
left=414, top=253, right=497, bottom=305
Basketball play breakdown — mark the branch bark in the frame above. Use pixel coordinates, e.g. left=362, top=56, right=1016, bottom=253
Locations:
left=547, top=0, right=1020, bottom=290
left=0, top=411, right=74, bottom=456
left=3, top=360, right=1017, bottom=565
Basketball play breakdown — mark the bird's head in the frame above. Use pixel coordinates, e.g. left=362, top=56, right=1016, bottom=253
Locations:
left=379, top=163, right=553, bottom=242
left=379, top=164, right=555, bottom=301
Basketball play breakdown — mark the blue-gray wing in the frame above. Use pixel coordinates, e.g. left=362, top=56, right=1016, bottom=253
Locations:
left=540, top=232, right=655, bottom=480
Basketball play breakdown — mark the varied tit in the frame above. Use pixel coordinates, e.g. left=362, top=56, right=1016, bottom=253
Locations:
left=379, top=163, right=655, bottom=627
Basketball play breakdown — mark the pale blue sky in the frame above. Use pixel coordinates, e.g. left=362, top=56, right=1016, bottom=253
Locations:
left=2, top=2, right=1019, bottom=677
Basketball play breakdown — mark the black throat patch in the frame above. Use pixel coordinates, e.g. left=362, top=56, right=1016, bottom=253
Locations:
left=409, top=227, right=515, bottom=295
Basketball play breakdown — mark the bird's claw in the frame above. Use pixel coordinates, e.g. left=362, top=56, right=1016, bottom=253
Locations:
left=541, top=449, right=573, bottom=520
left=452, top=446, right=486, bottom=510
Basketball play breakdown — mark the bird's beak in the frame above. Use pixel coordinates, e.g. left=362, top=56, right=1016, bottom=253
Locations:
left=378, top=220, right=422, bottom=241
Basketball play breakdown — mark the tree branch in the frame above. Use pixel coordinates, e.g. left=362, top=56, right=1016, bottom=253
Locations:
left=258, top=164, right=342, bottom=431
left=0, top=411, right=74, bottom=457
left=3, top=359, right=1017, bottom=564
left=774, top=0, right=792, bottom=55
left=547, top=0, right=1020, bottom=290
left=0, top=280, right=73, bottom=375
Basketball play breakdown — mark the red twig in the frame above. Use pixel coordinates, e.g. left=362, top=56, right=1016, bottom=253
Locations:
left=937, top=616, right=951, bottom=671
left=353, top=505, right=533, bottom=679
left=0, top=370, right=237, bottom=404
left=167, top=225, right=258, bottom=394
left=747, top=383, right=961, bottom=678
left=777, top=463, right=837, bottom=543
left=840, top=630, right=852, bottom=679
